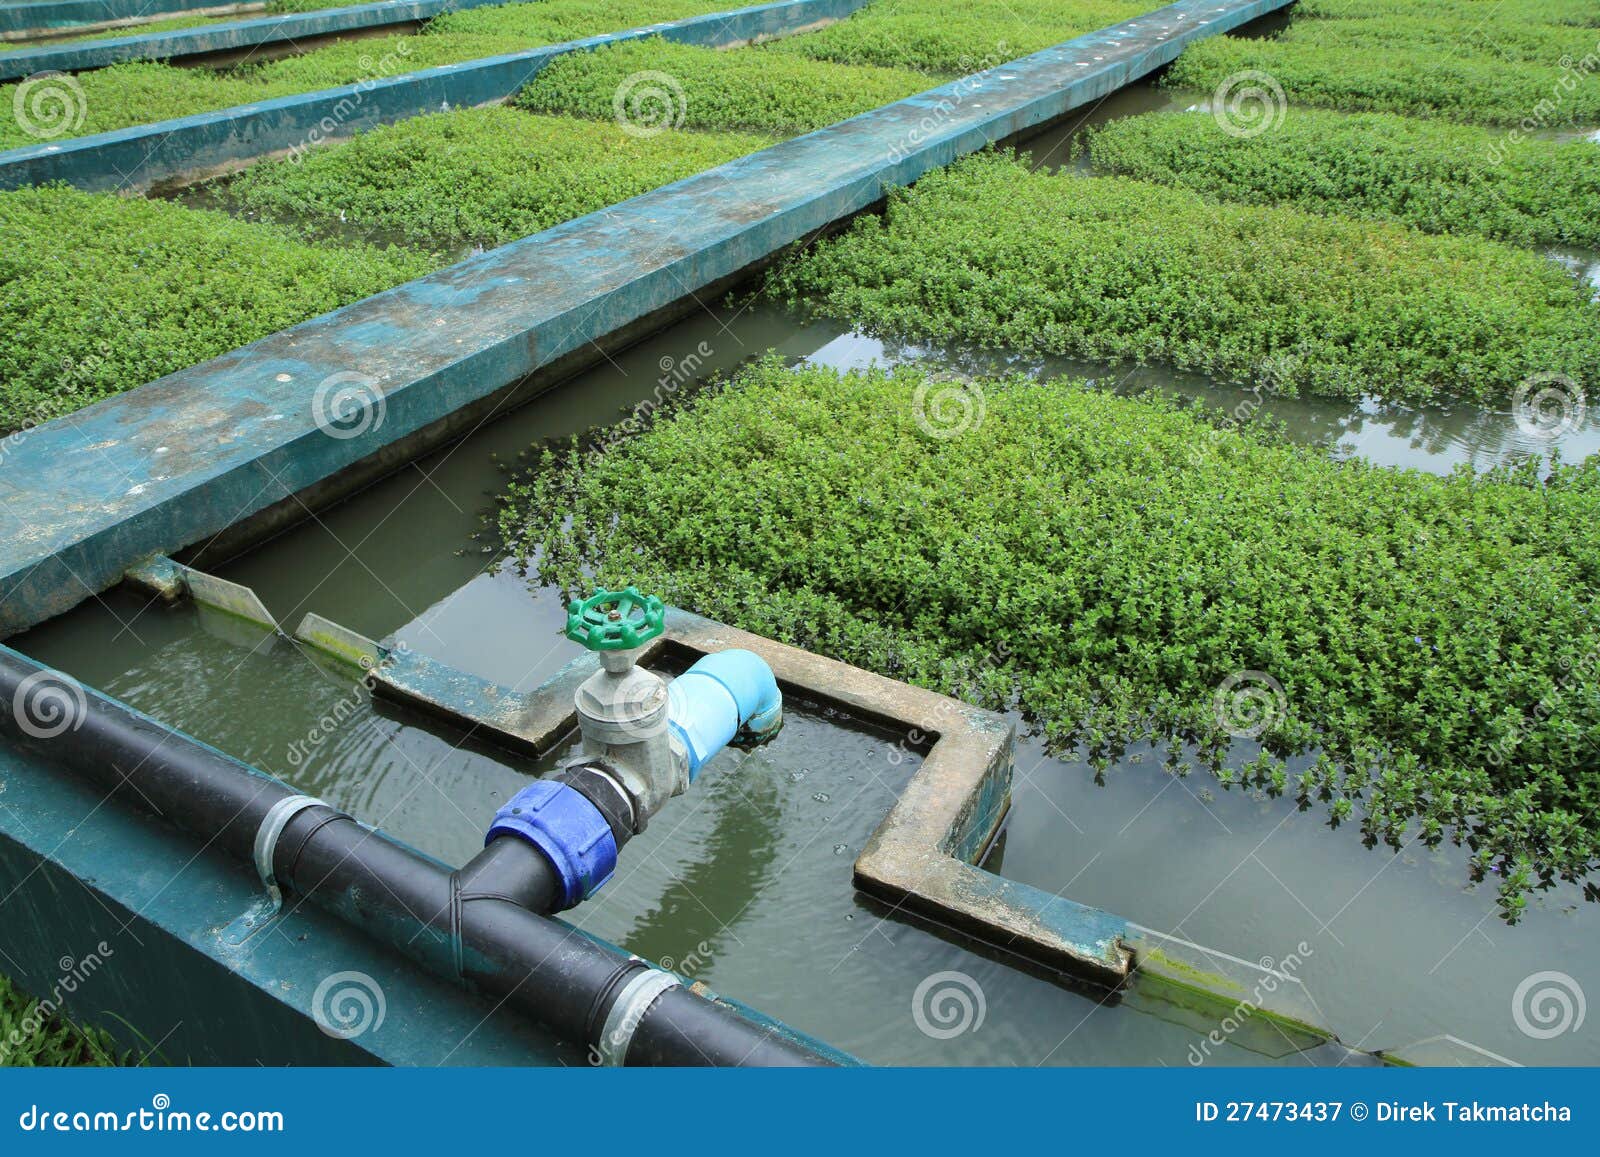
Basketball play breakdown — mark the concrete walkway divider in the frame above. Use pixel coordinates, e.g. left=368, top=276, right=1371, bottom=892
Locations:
left=0, top=0, right=871, bottom=192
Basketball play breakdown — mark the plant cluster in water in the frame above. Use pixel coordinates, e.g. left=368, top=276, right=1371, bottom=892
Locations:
left=767, top=152, right=1600, bottom=406
left=767, top=0, right=1152, bottom=74
left=224, top=106, right=769, bottom=250
left=0, top=185, right=430, bottom=435
left=517, top=39, right=933, bottom=136
left=1167, top=0, right=1600, bottom=126
left=498, top=357, right=1600, bottom=917
left=1085, top=107, right=1600, bottom=249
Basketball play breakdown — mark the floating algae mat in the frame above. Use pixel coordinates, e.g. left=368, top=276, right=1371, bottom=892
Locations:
left=765, top=0, right=1155, bottom=73
left=516, top=38, right=935, bottom=136
left=0, top=184, right=431, bottom=436
left=218, top=107, right=774, bottom=250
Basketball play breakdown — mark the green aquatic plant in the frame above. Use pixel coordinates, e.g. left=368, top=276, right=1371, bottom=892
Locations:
left=768, top=0, right=1154, bottom=74
left=1166, top=0, right=1600, bottom=126
left=1084, top=108, right=1600, bottom=248
left=766, top=152, right=1600, bottom=405
left=498, top=357, right=1600, bottom=914
left=0, top=0, right=742, bottom=151
left=223, top=107, right=770, bottom=249
left=516, top=39, right=934, bottom=136
left=0, top=185, right=431, bottom=433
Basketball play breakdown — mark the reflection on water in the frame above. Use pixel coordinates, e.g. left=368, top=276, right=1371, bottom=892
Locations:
left=803, top=325, right=1600, bottom=473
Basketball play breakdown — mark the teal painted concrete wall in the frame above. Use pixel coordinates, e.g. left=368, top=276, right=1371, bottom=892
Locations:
left=0, top=734, right=573, bottom=1064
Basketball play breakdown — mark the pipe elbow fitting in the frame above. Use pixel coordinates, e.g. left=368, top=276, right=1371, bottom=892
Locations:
left=667, top=649, right=783, bottom=780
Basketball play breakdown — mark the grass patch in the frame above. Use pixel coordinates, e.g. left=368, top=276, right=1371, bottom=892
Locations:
left=769, top=0, right=1154, bottom=74
left=766, top=152, right=1600, bottom=405
left=1084, top=107, right=1600, bottom=248
left=499, top=357, right=1600, bottom=915
left=0, top=185, right=432, bottom=434
left=0, top=973, right=122, bottom=1066
left=223, top=106, right=772, bottom=249
left=516, top=39, right=935, bottom=136
left=0, top=0, right=741, bottom=151
left=1167, top=0, right=1600, bottom=126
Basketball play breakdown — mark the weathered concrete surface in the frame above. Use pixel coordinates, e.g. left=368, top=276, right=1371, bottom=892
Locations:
left=0, top=0, right=249, bottom=39
left=0, top=0, right=1293, bottom=638
left=0, top=0, right=499, bottom=81
left=0, top=0, right=870, bottom=190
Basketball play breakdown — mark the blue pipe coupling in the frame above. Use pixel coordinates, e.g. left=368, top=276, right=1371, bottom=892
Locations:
left=486, top=780, right=616, bottom=909
left=668, top=649, right=783, bottom=780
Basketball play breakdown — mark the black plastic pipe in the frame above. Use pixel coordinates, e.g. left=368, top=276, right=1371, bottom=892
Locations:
left=0, top=646, right=841, bottom=1066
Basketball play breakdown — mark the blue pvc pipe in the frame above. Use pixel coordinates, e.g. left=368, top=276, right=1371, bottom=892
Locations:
left=668, top=650, right=782, bottom=779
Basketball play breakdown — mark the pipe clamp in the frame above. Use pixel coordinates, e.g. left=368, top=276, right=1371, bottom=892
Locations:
left=253, top=794, right=327, bottom=906
left=595, top=968, right=681, bottom=1066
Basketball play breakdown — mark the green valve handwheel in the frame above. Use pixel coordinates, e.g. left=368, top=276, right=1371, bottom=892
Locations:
left=565, top=587, right=666, bottom=651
